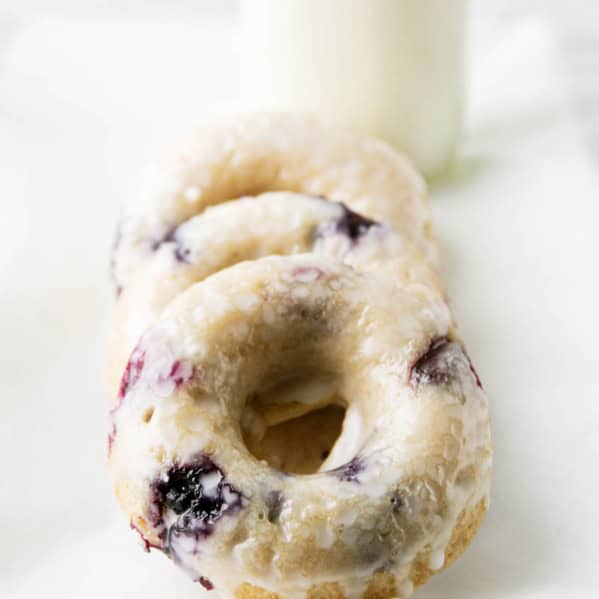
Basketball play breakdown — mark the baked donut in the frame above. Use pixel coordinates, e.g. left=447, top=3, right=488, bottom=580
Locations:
left=111, top=113, right=437, bottom=295
left=109, top=114, right=492, bottom=597
left=108, top=192, right=441, bottom=398
left=109, top=255, right=491, bottom=599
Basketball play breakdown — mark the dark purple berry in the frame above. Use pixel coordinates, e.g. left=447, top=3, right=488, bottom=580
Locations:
left=314, top=203, right=380, bottom=247
left=111, top=348, right=195, bottom=456
left=167, top=360, right=195, bottom=388
left=152, top=455, right=244, bottom=543
left=410, top=337, right=483, bottom=390
left=332, top=456, right=364, bottom=483
left=117, top=344, right=195, bottom=402
left=335, top=204, right=379, bottom=240
left=172, top=242, right=191, bottom=264
left=198, top=577, right=214, bottom=591
left=119, top=347, right=146, bottom=399
left=150, top=226, right=191, bottom=264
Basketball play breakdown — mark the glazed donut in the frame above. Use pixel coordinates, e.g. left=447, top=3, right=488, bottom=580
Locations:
left=108, top=192, right=441, bottom=398
left=109, top=114, right=492, bottom=597
left=111, top=113, right=437, bottom=295
left=109, top=255, right=491, bottom=599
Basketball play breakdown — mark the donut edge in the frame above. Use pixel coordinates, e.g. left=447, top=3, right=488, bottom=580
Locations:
left=233, top=498, right=488, bottom=599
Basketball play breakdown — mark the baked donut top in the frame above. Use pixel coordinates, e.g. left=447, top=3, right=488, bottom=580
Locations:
left=109, top=255, right=491, bottom=599
left=112, top=114, right=437, bottom=293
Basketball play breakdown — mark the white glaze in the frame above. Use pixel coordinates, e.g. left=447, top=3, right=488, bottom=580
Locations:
left=108, top=192, right=440, bottom=398
left=110, top=255, right=492, bottom=598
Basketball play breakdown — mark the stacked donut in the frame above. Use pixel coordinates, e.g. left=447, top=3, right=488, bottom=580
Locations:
left=108, top=115, right=492, bottom=599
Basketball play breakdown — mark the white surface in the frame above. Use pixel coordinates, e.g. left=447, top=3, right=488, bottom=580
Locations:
left=1, top=7, right=599, bottom=599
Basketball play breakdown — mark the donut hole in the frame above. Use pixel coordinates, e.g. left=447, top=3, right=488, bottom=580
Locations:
left=241, top=373, right=346, bottom=475
left=243, top=405, right=346, bottom=475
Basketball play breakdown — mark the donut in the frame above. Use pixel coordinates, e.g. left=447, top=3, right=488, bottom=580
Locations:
left=108, top=192, right=441, bottom=398
left=111, top=113, right=438, bottom=295
left=108, top=114, right=492, bottom=597
left=108, top=255, right=491, bottom=599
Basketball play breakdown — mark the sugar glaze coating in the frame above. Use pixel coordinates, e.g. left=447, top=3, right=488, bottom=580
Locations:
left=108, top=192, right=440, bottom=399
left=111, top=113, right=437, bottom=293
left=109, top=256, right=491, bottom=599
left=108, top=114, right=492, bottom=598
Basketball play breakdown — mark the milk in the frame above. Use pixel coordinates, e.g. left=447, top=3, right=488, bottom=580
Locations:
left=241, top=0, right=467, bottom=177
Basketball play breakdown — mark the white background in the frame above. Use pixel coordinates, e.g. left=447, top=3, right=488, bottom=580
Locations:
left=1, top=2, right=598, bottom=598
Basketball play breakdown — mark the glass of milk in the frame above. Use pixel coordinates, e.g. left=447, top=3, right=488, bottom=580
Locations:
left=240, top=0, right=467, bottom=177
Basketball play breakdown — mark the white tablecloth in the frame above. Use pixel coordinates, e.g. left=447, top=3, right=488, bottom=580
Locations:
left=1, top=5, right=598, bottom=598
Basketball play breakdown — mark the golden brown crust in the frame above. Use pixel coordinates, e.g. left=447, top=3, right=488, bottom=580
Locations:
left=410, top=498, right=488, bottom=588
left=361, top=571, right=397, bottom=599
left=233, top=574, right=398, bottom=599
left=233, top=499, right=487, bottom=599
left=307, top=582, right=345, bottom=599
left=235, top=582, right=282, bottom=599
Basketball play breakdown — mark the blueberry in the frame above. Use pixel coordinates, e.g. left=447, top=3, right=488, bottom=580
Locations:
left=152, top=455, right=244, bottom=542
left=110, top=346, right=196, bottom=454
left=332, top=456, right=364, bottom=483
left=410, top=337, right=482, bottom=389
left=117, top=346, right=195, bottom=401
left=119, top=348, right=146, bottom=399
left=150, top=226, right=191, bottom=264
left=198, top=577, right=214, bottom=591
left=335, top=204, right=379, bottom=240
left=314, top=203, right=380, bottom=247
left=167, top=360, right=195, bottom=388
